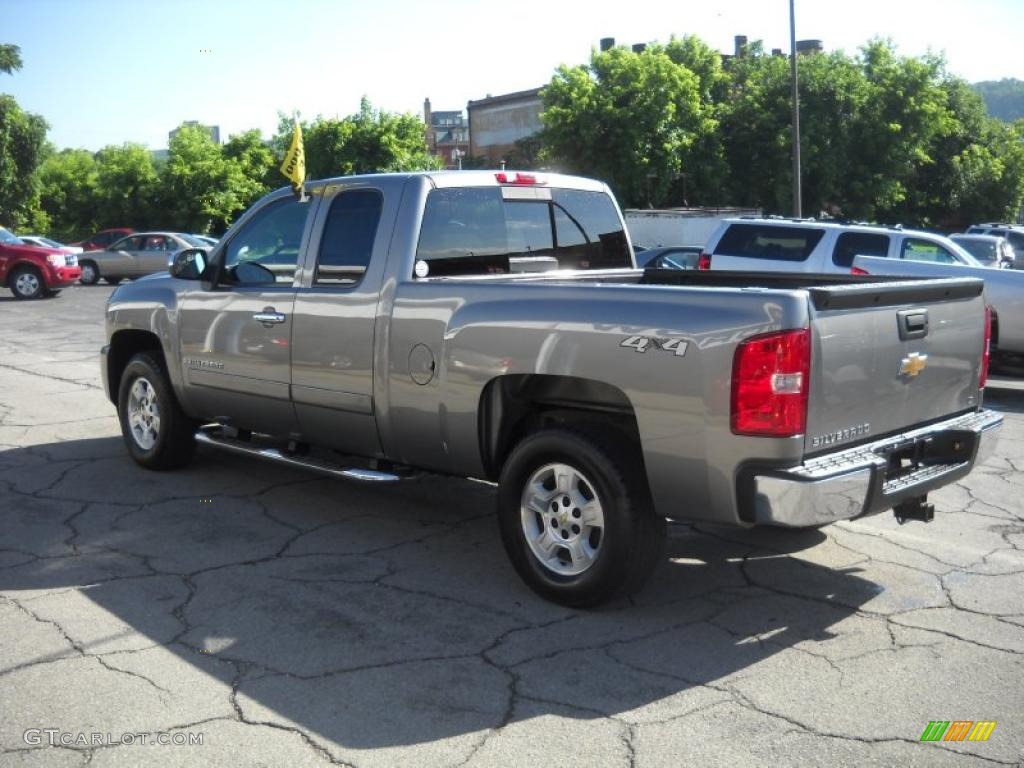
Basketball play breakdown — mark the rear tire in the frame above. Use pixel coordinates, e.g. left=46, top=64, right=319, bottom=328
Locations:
left=9, top=266, right=45, bottom=299
left=497, top=426, right=666, bottom=607
left=117, top=352, right=196, bottom=469
left=78, top=260, right=100, bottom=285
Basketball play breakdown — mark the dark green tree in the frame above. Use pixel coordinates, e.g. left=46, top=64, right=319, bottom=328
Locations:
left=0, top=95, right=48, bottom=230
left=272, top=99, right=440, bottom=184
left=38, top=148, right=99, bottom=240
left=541, top=45, right=714, bottom=207
left=160, top=124, right=260, bottom=234
left=224, top=129, right=275, bottom=207
left=92, top=143, right=159, bottom=230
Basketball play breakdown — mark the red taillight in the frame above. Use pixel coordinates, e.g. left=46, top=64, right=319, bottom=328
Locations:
left=495, top=172, right=541, bottom=185
left=697, top=252, right=712, bottom=270
left=980, top=306, right=992, bottom=388
left=850, top=266, right=870, bottom=275
left=731, top=329, right=811, bottom=437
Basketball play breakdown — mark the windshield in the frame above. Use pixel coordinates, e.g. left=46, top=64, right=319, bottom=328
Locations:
left=953, top=238, right=997, bottom=262
left=181, top=234, right=210, bottom=247
left=0, top=227, right=24, bottom=246
left=943, top=238, right=984, bottom=267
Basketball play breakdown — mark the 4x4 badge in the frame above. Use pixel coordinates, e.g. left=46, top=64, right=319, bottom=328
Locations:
left=899, top=353, right=928, bottom=377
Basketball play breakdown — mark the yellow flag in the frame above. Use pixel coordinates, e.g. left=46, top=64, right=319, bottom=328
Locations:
left=279, top=118, right=305, bottom=195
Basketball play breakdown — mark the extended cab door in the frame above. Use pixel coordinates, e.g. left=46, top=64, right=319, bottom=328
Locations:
left=176, top=194, right=318, bottom=436
left=289, top=181, right=401, bottom=457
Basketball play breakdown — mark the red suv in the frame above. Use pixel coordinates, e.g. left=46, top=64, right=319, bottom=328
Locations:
left=71, top=227, right=134, bottom=252
left=0, top=227, right=82, bottom=299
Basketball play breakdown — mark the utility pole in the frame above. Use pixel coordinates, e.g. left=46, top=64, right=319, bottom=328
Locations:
left=789, top=0, right=802, bottom=218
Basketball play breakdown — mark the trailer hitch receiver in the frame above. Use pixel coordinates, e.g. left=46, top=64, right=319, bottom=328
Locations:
left=894, top=495, right=935, bottom=524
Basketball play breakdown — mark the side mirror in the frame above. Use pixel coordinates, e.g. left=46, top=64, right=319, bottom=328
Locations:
left=169, top=248, right=207, bottom=280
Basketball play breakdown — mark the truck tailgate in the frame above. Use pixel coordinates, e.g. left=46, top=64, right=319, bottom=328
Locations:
left=804, top=277, right=986, bottom=455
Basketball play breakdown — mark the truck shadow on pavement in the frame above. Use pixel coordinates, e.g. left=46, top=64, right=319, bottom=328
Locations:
left=0, top=437, right=884, bottom=759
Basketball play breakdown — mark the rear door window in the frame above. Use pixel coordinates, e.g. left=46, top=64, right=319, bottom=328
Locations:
left=713, top=224, right=824, bottom=262
left=315, top=188, right=383, bottom=285
left=414, top=187, right=631, bottom=277
left=831, top=232, right=890, bottom=267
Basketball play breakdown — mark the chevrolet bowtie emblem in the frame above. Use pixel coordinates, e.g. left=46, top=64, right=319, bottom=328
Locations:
left=899, top=353, right=928, bottom=377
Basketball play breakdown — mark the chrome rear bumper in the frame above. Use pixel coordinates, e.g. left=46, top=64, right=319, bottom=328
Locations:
left=747, top=409, right=1003, bottom=527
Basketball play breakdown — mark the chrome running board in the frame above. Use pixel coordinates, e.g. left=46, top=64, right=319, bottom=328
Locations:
left=195, top=429, right=405, bottom=482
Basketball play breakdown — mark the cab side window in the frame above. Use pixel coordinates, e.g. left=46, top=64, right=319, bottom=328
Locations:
left=223, top=197, right=312, bottom=285
left=315, top=189, right=383, bottom=285
left=900, top=238, right=957, bottom=264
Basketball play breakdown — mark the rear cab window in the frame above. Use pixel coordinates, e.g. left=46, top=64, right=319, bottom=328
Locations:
left=713, top=224, right=825, bottom=262
left=414, top=187, right=631, bottom=278
left=315, top=188, right=383, bottom=285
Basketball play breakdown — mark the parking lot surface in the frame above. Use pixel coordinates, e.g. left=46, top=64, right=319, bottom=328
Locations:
left=1, top=285, right=1022, bottom=767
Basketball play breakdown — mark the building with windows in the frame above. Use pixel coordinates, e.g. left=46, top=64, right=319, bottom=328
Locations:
left=169, top=121, right=221, bottom=145
left=466, top=88, right=543, bottom=168
left=423, top=99, right=470, bottom=169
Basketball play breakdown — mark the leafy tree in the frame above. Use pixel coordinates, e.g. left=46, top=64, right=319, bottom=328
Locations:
left=161, top=124, right=260, bottom=234
left=541, top=45, right=713, bottom=207
left=0, top=44, right=22, bottom=75
left=272, top=99, right=440, bottom=185
left=0, top=94, right=48, bottom=230
left=224, top=129, right=275, bottom=207
left=92, top=143, right=159, bottom=230
left=38, top=148, right=99, bottom=240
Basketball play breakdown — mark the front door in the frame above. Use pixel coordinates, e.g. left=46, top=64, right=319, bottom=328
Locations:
left=178, top=195, right=318, bottom=436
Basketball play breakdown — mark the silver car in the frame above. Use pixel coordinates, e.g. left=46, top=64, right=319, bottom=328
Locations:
left=949, top=233, right=1015, bottom=269
left=78, top=232, right=211, bottom=285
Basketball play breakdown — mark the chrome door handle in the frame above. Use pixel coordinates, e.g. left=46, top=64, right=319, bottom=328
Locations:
left=253, top=310, right=286, bottom=325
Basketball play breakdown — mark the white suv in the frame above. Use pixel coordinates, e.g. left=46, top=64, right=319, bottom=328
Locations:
left=702, top=218, right=981, bottom=274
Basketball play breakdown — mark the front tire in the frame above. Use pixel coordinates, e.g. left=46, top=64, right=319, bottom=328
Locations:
left=10, top=266, right=45, bottom=299
left=79, top=260, right=100, bottom=285
left=117, top=352, right=196, bottom=469
left=497, top=427, right=666, bottom=607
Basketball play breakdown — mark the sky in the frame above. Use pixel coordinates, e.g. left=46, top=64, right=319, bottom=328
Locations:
left=3, top=0, right=1023, bottom=152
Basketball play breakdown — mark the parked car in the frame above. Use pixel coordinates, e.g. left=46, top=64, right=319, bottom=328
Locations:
left=702, top=218, right=982, bottom=273
left=79, top=232, right=212, bottom=285
left=966, top=224, right=1024, bottom=269
left=18, top=235, right=84, bottom=255
left=100, top=171, right=1000, bottom=606
left=0, top=226, right=81, bottom=299
left=70, top=227, right=134, bottom=252
left=949, top=233, right=1015, bottom=268
left=635, top=245, right=703, bottom=270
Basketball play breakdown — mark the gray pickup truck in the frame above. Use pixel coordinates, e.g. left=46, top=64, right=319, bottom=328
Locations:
left=101, top=171, right=1002, bottom=606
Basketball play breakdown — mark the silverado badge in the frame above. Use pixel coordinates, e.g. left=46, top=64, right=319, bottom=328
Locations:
left=899, top=353, right=928, bottom=377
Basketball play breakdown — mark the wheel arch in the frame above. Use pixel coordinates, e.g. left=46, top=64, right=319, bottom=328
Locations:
left=106, top=330, right=166, bottom=405
left=478, top=374, right=645, bottom=482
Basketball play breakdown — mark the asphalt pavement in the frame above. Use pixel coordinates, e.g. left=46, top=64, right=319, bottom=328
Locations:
left=1, top=284, right=1022, bottom=767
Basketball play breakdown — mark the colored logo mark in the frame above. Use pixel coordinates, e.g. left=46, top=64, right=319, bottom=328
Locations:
left=920, top=721, right=996, bottom=742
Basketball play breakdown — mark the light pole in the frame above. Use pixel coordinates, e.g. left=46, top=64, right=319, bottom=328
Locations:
left=789, top=0, right=802, bottom=218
